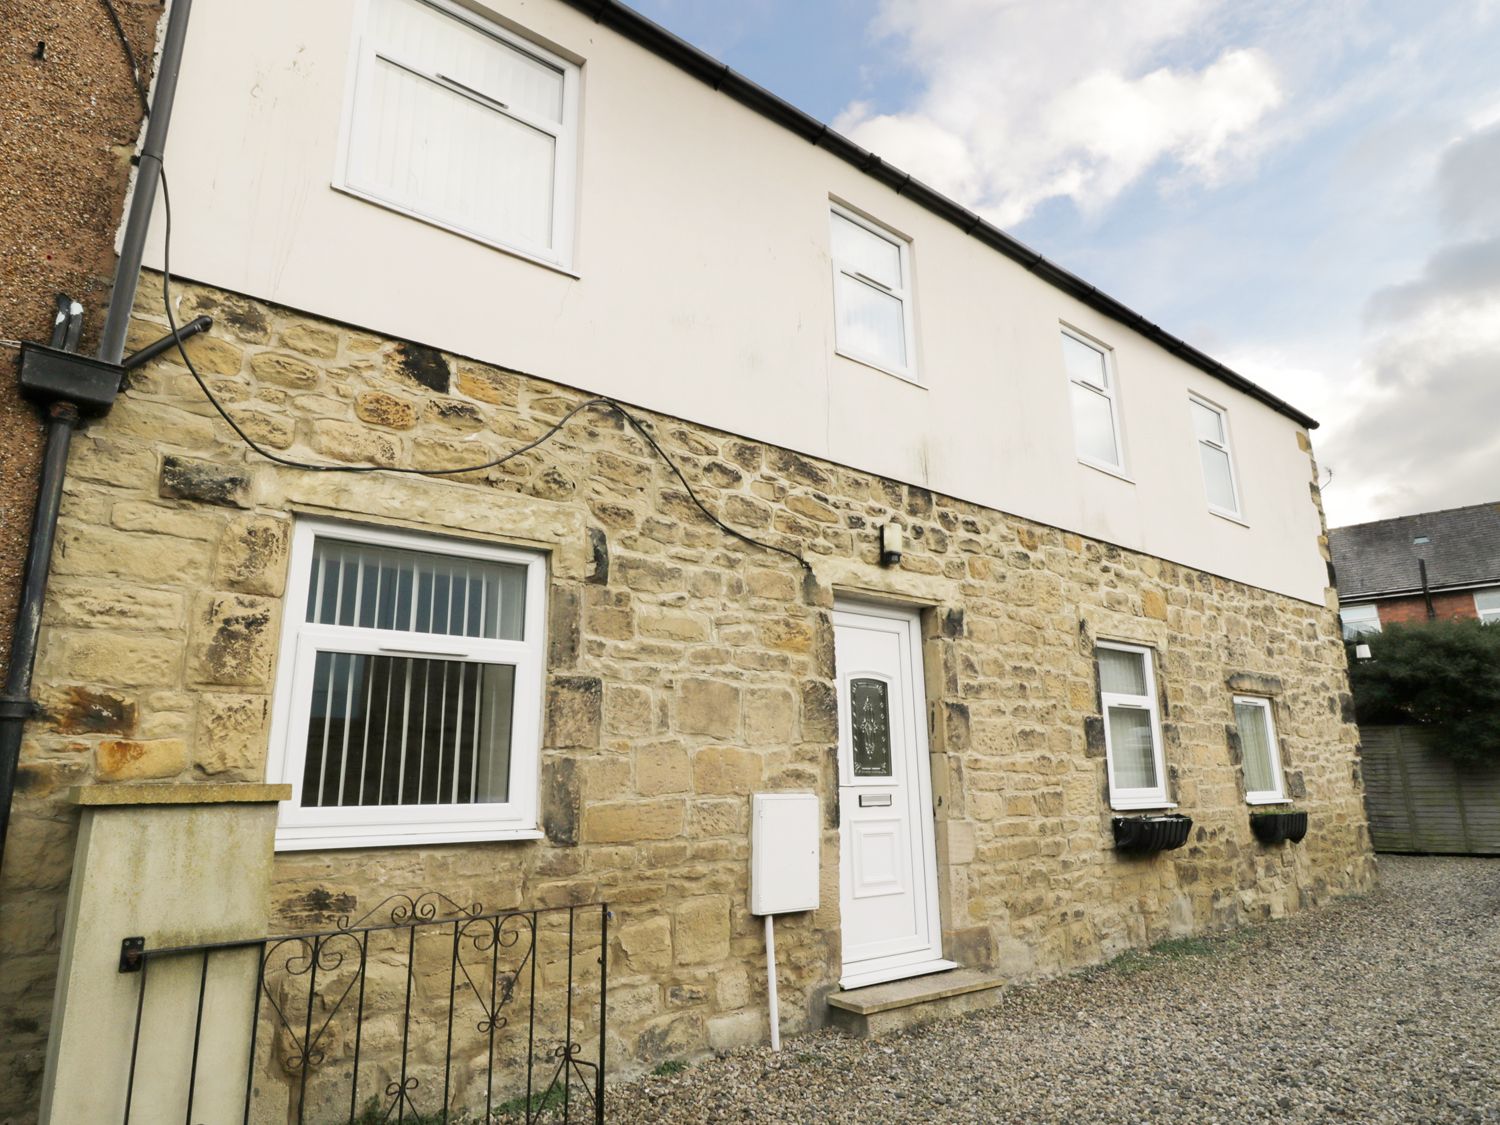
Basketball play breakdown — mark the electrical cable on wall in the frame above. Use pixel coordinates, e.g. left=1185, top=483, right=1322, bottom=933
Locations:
left=152, top=168, right=810, bottom=574
left=98, top=0, right=151, bottom=115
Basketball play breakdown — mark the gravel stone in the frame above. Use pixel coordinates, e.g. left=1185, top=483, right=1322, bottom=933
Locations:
left=601, top=857, right=1500, bottom=1124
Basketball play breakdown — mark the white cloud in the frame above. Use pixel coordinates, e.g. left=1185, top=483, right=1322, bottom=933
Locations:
left=1314, top=122, right=1500, bottom=525
left=834, top=0, right=1284, bottom=225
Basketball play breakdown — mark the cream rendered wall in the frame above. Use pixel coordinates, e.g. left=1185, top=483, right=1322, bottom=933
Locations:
left=140, top=0, right=1329, bottom=603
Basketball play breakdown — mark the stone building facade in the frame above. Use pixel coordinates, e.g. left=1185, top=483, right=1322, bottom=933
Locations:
left=3, top=273, right=1376, bottom=1113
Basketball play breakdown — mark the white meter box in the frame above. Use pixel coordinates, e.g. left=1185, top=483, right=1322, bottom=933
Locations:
left=750, top=792, right=820, bottom=915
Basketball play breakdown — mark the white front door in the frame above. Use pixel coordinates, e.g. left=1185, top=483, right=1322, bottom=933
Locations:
left=834, top=601, right=951, bottom=989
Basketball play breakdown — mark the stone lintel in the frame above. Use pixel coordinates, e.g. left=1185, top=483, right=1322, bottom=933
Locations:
left=69, top=782, right=291, bottom=807
left=1227, top=672, right=1285, bottom=696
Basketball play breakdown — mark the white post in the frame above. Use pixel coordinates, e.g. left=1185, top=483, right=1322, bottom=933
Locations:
left=764, top=913, right=781, bottom=1052
left=39, top=783, right=288, bottom=1124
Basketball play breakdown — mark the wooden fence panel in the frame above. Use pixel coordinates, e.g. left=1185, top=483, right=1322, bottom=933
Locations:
left=1358, top=725, right=1500, bottom=855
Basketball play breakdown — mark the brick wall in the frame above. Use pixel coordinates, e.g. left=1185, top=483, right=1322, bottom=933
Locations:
left=1376, top=590, right=1485, bottom=627
left=0, top=274, right=1377, bottom=1115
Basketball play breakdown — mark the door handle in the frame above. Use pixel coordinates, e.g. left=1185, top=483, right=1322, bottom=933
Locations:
left=858, top=793, right=893, bottom=807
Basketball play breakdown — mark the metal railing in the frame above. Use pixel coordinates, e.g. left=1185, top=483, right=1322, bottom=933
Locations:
left=118, top=893, right=608, bottom=1124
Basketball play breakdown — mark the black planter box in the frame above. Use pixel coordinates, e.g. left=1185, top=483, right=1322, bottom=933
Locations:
left=1113, top=814, right=1193, bottom=853
left=1250, top=810, right=1308, bottom=845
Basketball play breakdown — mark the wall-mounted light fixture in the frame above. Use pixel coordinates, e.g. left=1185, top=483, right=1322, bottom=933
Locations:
left=879, top=523, right=903, bottom=567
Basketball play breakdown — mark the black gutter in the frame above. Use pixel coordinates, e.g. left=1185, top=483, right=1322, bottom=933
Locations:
left=1336, top=580, right=1500, bottom=601
left=0, top=0, right=194, bottom=875
left=97, top=0, right=194, bottom=365
left=562, top=0, right=1320, bottom=431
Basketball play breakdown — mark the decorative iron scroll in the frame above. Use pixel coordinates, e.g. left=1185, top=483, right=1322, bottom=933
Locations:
left=850, top=677, right=892, bottom=777
left=118, top=894, right=609, bottom=1125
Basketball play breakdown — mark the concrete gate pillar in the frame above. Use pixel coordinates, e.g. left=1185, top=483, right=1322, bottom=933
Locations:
left=38, top=782, right=287, bottom=1124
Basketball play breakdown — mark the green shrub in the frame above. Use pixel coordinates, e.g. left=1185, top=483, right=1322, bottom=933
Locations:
left=1348, top=619, right=1500, bottom=765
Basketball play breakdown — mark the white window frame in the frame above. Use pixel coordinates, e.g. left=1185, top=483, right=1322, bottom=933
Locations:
left=1339, top=603, right=1382, bottom=639
left=1097, top=641, right=1171, bottom=810
left=1189, top=394, right=1243, bottom=521
left=829, top=203, right=919, bottom=383
left=334, top=0, right=582, bottom=270
left=1233, top=695, right=1287, bottom=805
left=267, top=518, right=548, bottom=851
left=1475, top=588, right=1500, bottom=624
left=1061, top=325, right=1128, bottom=478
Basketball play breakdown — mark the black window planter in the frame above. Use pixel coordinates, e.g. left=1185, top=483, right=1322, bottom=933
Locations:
left=1249, top=810, right=1308, bottom=845
left=1113, top=813, right=1193, bottom=853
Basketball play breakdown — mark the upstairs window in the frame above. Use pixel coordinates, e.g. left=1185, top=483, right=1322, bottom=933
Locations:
left=1339, top=603, right=1382, bottom=639
left=270, top=520, right=546, bottom=849
left=340, top=0, right=580, bottom=266
left=1097, top=642, right=1169, bottom=810
left=830, top=206, right=917, bottom=380
left=1190, top=397, right=1241, bottom=518
left=1476, top=589, right=1500, bottom=624
left=1062, top=328, right=1125, bottom=473
left=1233, top=695, right=1287, bottom=804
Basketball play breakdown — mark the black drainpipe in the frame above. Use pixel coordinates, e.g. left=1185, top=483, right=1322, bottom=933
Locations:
left=1419, top=559, right=1436, bottom=621
left=0, top=0, right=196, bottom=874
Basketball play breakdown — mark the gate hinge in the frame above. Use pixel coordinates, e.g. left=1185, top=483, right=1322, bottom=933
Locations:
left=119, top=936, right=145, bottom=973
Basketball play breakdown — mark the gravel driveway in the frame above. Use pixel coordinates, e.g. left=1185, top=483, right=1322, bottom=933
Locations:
left=604, top=856, right=1500, bottom=1124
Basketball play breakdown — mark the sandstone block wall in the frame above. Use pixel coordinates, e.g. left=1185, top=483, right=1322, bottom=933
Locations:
left=0, top=273, right=1375, bottom=1115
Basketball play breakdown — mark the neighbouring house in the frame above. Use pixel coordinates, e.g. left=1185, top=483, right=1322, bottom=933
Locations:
left=1329, top=501, right=1500, bottom=638
left=1328, top=503, right=1500, bottom=857
left=4, top=0, right=1376, bottom=1120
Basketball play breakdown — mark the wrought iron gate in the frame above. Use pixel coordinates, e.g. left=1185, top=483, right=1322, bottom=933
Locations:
left=118, top=894, right=608, bottom=1124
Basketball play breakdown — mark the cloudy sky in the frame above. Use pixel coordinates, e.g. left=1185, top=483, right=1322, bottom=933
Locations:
left=632, top=0, right=1500, bottom=527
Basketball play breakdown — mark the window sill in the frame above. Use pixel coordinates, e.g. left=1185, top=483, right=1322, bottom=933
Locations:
left=1078, top=457, right=1134, bottom=484
left=1109, top=799, right=1178, bottom=813
left=834, top=347, right=924, bottom=388
left=1208, top=506, right=1250, bottom=528
left=332, top=183, right=581, bottom=280
left=1246, top=794, right=1289, bottom=807
left=274, top=826, right=546, bottom=852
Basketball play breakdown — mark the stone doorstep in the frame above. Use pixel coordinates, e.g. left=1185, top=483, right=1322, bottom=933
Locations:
left=825, top=968, right=1007, bottom=1038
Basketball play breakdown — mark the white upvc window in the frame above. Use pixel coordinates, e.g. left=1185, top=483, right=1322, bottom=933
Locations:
left=1062, top=327, right=1126, bottom=474
left=1189, top=396, right=1242, bottom=519
left=1233, top=695, right=1287, bottom=804
left=269, top=519, right=547, bottom=850
left=338, top=0, right=581, bottom=268
left=830, top=205, right=918, bottom=380
left=1475, top=588, right=1500, bottom=624
left=1338, top=603, right=1382, bottom=640
left=1097, top=641, right=1170, bottom=810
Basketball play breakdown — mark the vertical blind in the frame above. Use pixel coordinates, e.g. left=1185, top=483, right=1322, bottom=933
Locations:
left=1098, top=647, right=1147, bottom=695
left=303, top=654, right=515, bottom=808
left=299, top=538, right=525, bottom=810
left=1235, top=700, right=1277, bottom=796
left=306, top=538, right=527, bottom=640
left=1100, top=648, right=1157, bottom=790
left=1107, top=709, right=1158, bottom=789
